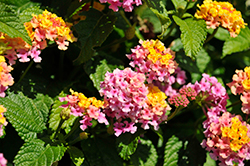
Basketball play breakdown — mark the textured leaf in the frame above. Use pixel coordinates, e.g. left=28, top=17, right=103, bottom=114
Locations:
left=0, top=2, right=31, bottom=44
left=164, top=135, right=183, bottom=166
left=73, top=9, right=117, bottom=65
left=19, top=6, right=43, bottom=24
left=144, top=0, right=171, bottom=39
left=0, top=91, right=46, bottom=141
left=89, top=59, right=111, bottom=91
left=173, top=16, right=207, bottom=59
left=131, top=138, right=158, bottom=166
left=14, top=139, right=66, bottom=166
left=222, top=27, right=250, bottom=57
left=171, top=0, right=196, bottom=10
left=68, top=146, right=85, bottom=166
left=33, top=93, right=53, bottom=123
left=1, top=0, right=40, bottom=14
left=48, top=94, right=77, bottom=133
left=81, top=137, right=123, bottom=166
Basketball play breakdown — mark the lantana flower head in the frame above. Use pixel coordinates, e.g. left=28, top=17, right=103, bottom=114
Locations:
left=227, top=66, right=250, bottom=114
left=0, top=105, right=7, bottom=137
left=202, top=111, right=250, bottom=166
left=195, top=0, right=246, bottom=37
left=0, top=56, right=14, bottom=97
left=0, top=153, right=7, bottom=166
left=59, top=89, right=108, bottom=131
left=100, top=68, right=171, bottom=136
left=99, top=0, right=142, bottom=12
left=126, top=39, right=178, bottom=83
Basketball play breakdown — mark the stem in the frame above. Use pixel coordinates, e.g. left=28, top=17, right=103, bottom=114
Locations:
left=162, top=24, right=177, bottom=41
left=63, top=118, right=80, bottom=140
left=226, top=100, right=241, bottom=109
left=68, top=136, right=82, bottom=145
left=204, top=27, right=219, bottom=44
left=167, top=106, right=183, bottom=121
left=53, top=118, right=65, bottom=140
left=16, top=61, right=34, bottom=84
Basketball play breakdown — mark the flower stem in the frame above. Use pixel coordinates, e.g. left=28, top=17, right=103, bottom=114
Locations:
left=226, top=100, right=241, bottom=109
left=68, top=136, right=82, bottom=145
left=204, top=27, right=219, bottom=43
left=167, top=106, right=183, bottom=121
left=52, top=118, right=65, bottom=140
left=16, top=61, right=34, bottom=85
left=63, top=118, right=80, bottom=140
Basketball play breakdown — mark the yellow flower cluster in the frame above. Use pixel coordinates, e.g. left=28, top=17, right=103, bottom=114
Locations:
left=221, top=117, right=250, bottom=151
left=70, top=89, right=104, bottom=109
left=242, top=67, right=250, bottom=90
left=142, top=39, right=173, bottom=65
left=195, top=0, right=246, bottom=37
left=146, top=85, right=168, bottom=115
left=0, top=105, right=7, bottom=125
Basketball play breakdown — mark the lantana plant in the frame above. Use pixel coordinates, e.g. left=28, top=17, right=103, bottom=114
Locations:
left=1, top=0, right=250, bottom=166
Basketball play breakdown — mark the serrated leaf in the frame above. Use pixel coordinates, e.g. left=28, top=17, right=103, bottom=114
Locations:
left=0, top=91, right=46, bottom=141
left=49, top=96, right=77, bottom=133
left=131, top=138, right=158, bottom=166
left=1, top=0, right=40, bottom=14
left=19, top=6, right=43, bottom=24
left=89, top=59, right=111, bottom=91
left=66, top=0, right=91, bottom=18
left=173, top=16, right=207, bottom=59
left=0, top=2, right=31, bottom=44
left=144, top=0, right=171, bottom=39
left=73, top=9, right=117, bottom=65
left=14, top=139, right=66, bottom=166
left=81, top=137, right=123, bottom=166
left=33, top=93, right=53, bottom=123
left=171, top=0, right=196, bottom=10
left=164, top=135, right=182, bottom=166
left=68, top=146, right=85, bottom=166
left=222, top=27, right=250, bottom=58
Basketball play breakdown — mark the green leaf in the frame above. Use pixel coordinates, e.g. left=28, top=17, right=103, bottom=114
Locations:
left=173, top=16, right=207, bottom=59
left=171, top=0, right=196, bottom=10
left=48, top=95, right=77, bottom=133
left=143, top=0, right=171, bottom=39
left=0, top=0, right=40, bottom=14
left=222, top=27, right=250, bottom=58
left=0, top=2, right=31, bottom=44
left=131, top=138, right=158, bottom=166
left=14, top=139, right=66, bottom=166
left=196, top=48, right=211, bottom=73
left=67, top=146, right=85, bottom=166
left=81, top=137, right=123, bottom=166
left=66, top=0, right=91, bottom=18
left=19, top=6, right=43, bottom=24
left=89, top=59, right=111, bottom=91
left=0, top=91, right=46, bottom=141
left=207, top=27, right=229, bottom=41
left=33, top=93, right=53, bottom=123
left=73, top=9, right=117, bottom=65
left=164, top=135, right=183, bottom=166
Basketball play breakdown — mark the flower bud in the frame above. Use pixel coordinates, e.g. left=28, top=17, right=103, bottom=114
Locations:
left=60, top=107, right=71, bottom=120
left=79, top=132, right=89, bottom=140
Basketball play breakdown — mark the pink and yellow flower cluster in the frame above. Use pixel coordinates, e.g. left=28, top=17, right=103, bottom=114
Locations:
left=195, top=0, right=246, bottom=37
left=99, top=68, right=170, bottom=136
left=25, top=10, right=77, bottom=53
left=227, top=66, right=250, bottom=114
left=0, top=105, right=7, bottom=137
left=59, top=89, right=108, bottom=131
left=202, top=112, right=250, bottom=166
left=0, top=56, right=14, bottom=97
left=126, top=39, right=178, bottom=83
left=99, top=0, right=142, bottom=12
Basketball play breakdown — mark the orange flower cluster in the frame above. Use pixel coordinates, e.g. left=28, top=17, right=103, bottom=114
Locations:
left=195, top=0, right=246, bottom=37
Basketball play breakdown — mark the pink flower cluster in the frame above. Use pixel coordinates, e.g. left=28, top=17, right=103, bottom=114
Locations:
left=59, top=89, right=108, bottom=131
left=227, top=67, right=250, bottom=114
left=202, top=111, right=250, bottom=166
left=126, top=39, right=178, bottom=83
left=99, top=0, right=142, bottom=12
left=189, top=73, right=228, bottom=111
left=0, top=105, right=7, bottom=137
left=168, top=86, right=197, bottom=107
left=0, top=56, right=14, bottom=97
left=0, top=153, right=7, bottom=166
left=99, top=68, right=171, bottom=136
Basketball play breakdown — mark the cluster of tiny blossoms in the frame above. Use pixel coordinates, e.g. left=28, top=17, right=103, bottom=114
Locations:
left=59, top=89, right=108, bottom=131
left=24, top=10, right=77, bottom=61
left=0, top=56, right=14, bottom=97
left=126, top=39, right=178, bottom=83
left=195, top=0, right=246, bottom=37
left=227, top=66, right=250, bottom=114
left=0, top=153, right=7, bottom=166
left=202, top=112, right=250, bottom=166
left=0, top=105, right=7, bottom=137
left=98, top=0, right=142, bottom=12
left=99, top=68, right=171, bottom=136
